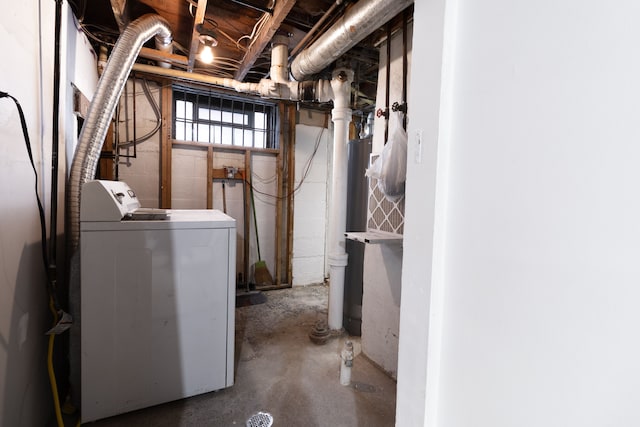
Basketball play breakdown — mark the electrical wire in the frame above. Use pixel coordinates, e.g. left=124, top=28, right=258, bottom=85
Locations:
left=244, top=127, right=325, bottom=200
left=238, top=13, right=269, bottom=51
left=0, top=92, right=58, bottom=307
left=0, top=91, right=69, bottom=426
left=117, top=79, right=162, bottom=147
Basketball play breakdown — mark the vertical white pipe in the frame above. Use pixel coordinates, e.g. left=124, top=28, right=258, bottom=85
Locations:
left=270, top=35, right=289, bottom=84
left=327, top=69, right=353, bottom=330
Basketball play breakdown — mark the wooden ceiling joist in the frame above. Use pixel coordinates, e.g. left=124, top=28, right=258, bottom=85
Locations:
left=233, top=0, right=298, bottom=81
left=187, top=0, right=209, bottom=72
left=139, top=47, right=189, bottom=67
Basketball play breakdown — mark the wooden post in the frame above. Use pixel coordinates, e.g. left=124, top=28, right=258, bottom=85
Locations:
left=207, top=146, right=213, bottom=209
left=244, top=150, right=252, bottom=287
left=160, top=83, right=172, bottom=208
left=286, top=104, right=296, bottom=286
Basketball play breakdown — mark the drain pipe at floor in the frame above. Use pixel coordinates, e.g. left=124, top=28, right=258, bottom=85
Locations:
left=327, top=69, right=353, bottom=331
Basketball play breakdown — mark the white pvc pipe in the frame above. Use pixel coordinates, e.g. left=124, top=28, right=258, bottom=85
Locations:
left=270, top=35, right=289, bottom=84
left=327, top=69, right=354, bottom=330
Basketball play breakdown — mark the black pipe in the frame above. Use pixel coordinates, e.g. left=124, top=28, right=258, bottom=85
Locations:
left=228, top=0, right=273, bottom=15
left=132, top=76, right=137, bottom=159
left=50, top=0, right=63, bottom=276
left=384, top=21, right=391, bottom=143
left=402, top=8, right=408, bottom=130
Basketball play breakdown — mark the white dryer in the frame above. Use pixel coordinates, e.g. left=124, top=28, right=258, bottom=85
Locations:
left=80, top=180, right=236, bottom=423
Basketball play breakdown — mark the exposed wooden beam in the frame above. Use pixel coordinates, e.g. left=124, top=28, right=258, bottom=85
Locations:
left=234, top=0, right=297, bottom=81
left=207, top=146, right=213, bottom=209
left=139, top=47, right=189, bottom=67
left=110, top=0, right=129, bottom=32
left=160, top=84, right=172, bottom=208
left=275, top=102, right=285, bottom=286
left=187, top=0, right=208, bottom=72
left=286, top=103, right=296, bottom=286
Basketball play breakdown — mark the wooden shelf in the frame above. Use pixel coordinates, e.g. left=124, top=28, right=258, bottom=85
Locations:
left=345, top=230, right=403, bottom=245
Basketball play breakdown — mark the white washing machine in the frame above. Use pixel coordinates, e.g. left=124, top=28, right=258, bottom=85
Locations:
left=80, top=180, right=236, bottom=423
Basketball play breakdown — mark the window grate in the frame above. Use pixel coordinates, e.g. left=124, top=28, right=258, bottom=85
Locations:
left=172, top=85, right=278, bottom=149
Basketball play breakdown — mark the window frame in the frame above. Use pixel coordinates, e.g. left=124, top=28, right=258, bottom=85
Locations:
left=172, top=85, right=279, bottom=149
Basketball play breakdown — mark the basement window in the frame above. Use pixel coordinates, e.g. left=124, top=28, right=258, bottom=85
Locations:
left=172, top=85, right=278, bottom=148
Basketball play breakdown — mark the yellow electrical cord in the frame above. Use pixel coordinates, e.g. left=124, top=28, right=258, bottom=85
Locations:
left=47, top=297, right=65, bottom=427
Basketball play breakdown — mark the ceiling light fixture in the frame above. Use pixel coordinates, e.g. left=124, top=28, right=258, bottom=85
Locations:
left=198, top=33, right=218, bottom=64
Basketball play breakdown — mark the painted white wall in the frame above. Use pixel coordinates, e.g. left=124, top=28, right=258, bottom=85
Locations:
left=64, top=11, right=98, bottom=171
left=361, top=23, right=412, bottom=379
left=398, top=0, right=640, bottom=426
left=362, top=243, right=402, bottom=378
left=0, top=2, right=95, bottom=425
left=396, top=1, right=451, bottom=424
left=248, top=152, right=277, bottom=282
left=292, top=122, right=330, bottom=286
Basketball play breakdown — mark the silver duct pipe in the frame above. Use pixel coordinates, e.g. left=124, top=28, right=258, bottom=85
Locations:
left=290, top=0, right=413, bottom=81
left=67, top=14, right=171, bottom=253
left=66, top=13, right=171, bottom=408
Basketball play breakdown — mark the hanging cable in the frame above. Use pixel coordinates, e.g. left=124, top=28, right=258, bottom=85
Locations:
left=0, top=91, right=58, bottom=307
left=50, top=0, right=62, bottom=281
left=0, top=91, right=70, bottom=426
left=117, top=79, right=162, bottom=147
left=245, top=127, right=325, bottom=200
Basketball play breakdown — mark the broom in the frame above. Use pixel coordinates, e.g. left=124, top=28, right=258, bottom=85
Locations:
left=250, top=176, right=273, bottom=287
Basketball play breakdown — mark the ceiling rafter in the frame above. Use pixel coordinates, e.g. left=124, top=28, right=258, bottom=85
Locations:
left=233, top=0, right=298, bottom=81
left=187, top=0, right=208, bottom=72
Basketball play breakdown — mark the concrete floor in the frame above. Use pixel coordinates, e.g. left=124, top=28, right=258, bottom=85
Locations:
left=85, top=284, right=397, bottom=426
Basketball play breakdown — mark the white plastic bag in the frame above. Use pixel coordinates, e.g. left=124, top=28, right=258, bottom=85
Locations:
left=366, top=124, right=407, bottom=201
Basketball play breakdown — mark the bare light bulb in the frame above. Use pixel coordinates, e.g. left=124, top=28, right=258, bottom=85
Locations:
left=199, top=45, right=214, bottom=64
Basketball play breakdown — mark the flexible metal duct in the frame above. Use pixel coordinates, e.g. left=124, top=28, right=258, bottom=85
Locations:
left=66, top=14, right=171, bottom=408
left=67, top=14, right=171, bottom=253
left=290, top=0, right=413, bottom=81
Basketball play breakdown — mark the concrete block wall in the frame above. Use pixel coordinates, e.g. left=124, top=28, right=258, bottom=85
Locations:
left=1, top=3, right=97, bottom=424
left=292, top=120, right=331, bottom=286
left=211, top=151, right=245, bottom=278
left=362, top=243, right=403, bottom=379
left=249, top=153, right=277, bottom=281
left=171, top=147, right=208, bottom=209
left=116, top=79, right=161, bottom=208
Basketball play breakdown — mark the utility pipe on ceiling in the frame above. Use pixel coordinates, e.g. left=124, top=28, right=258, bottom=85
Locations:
left=290, top=0, right=413, bottom=81
left=131, top=63, right=335, bottom=103
left=270, top=34, right=290, bottom=84
left=289, top=0, right=343, bottom=58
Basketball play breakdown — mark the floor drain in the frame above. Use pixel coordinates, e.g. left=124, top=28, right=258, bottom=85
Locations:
left=246, top=411, right=273, bottom=427
left=309, top=320, right=331, bottom=345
